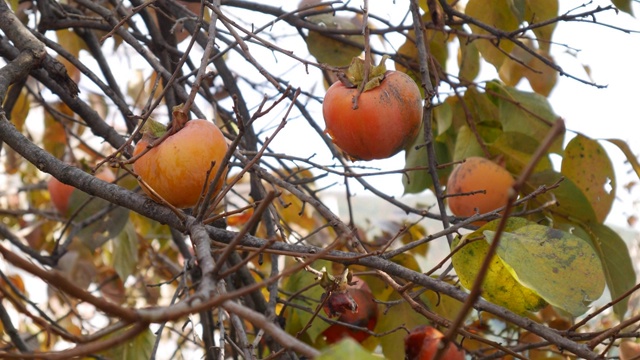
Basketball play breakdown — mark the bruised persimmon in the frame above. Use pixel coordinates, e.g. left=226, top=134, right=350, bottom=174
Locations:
left=446, top=157, right=514, bottom=224
left=48, top=168, right=116, bottom=215
left=404, top=325, right=465, bottom=360
left=133, top=119, right=228, bottom=209
left=321, top=277, right=378, bottom=344
left=322, top=57, right=422, bottom=161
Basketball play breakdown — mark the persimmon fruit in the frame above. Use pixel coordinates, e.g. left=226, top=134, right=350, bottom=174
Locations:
left=405, top=325, right=465, bottom=360
left=48, top=168, right=115, bottom=215
left=133, top=119, right=228, bottom=209
left=321, top=278, right=378, bottom=344
left=446, top=157, right=514, bottom=224
left=322, top=61, right=422, bottom=161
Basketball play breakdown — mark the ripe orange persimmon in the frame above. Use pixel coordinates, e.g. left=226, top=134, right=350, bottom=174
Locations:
left=405, top=325, right=465, bottom=360
left=321, top=278, right=378, bottom=344
left=48, top=168, right=116, bottom=215
left=322, top=59, right=422, bottom=161
left=446, top=157, right=514, bottom=224
left=133, top=119, right=228, bottom=209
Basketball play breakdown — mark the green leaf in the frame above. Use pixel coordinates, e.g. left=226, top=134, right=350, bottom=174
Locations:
left=604, top=138, right=640, bottom=180
left=426, top=30, right=449, bottom=73
left=396, top=25, right=449, bottom=94
left=451, top=218, right=547, bottom=315
left=526, top=170, right=598, bottom=223
left=453, top=125, right=484, bottom=161
left=68, top=189, right=130, bottom=251
left=113, top=222, right=139, bottom=281
left=283, top=260, right=331, bottom=343
left=403, top=123, right=452, bottom=194
left=525, top=0, right=559, bottom=52
left=489, top=132, right=553, bottom=174
left=561, top=135, right=615, bottom=223
left=487, top=82, right=564, bottom=153
left=434, top=99, right=453, bottom=138
left=465, top=0, right=520, bottom=70
left=611, top=0, right=634, bottom=16
left=458, top=38, right=480, bottom=82
left=421, top=282, right=465, bottom=322
left=464, top=87, right=499, bottom=125
left=306, top=14, right=363, bottom=67
left=102, top=327, right=154, bottom=360
left=316, top=338, right=379, bottom=360
left=584, top=223, right=636, bottom=320
left=484, top=224, right=606, bottom=316
left=509, top=0, right=527, bottom=23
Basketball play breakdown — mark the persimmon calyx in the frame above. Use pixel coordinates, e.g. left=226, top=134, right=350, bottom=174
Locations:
left=140, top=117, right=167, bottom=141
left=319, top=268, right=352, bottom=291
left=170, top=103, right=190, bottom=132
left=344, top=55, right=390, bottom=92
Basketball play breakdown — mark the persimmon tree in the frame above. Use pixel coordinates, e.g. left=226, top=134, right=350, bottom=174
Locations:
left=0, top=0, right=639, bottom=359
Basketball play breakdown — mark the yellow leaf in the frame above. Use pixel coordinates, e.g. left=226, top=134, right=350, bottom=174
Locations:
left=465, top=0, right=520, bottom=70
left=484, top=223, right=606, bottom=316
left=561, top=135, right=615, bottom=223
left=523, top=51, right=558, bottom=97
left=9, top=86, right=30, bottom=131
left=457, top=38, right=480, bottom=82
left=87, top=92, right=109, bottom=120
left=396, top=23, right=449, bottom=92
left=525, top=0, right=558, bottom=52
left=4, top=147, right=21, bottom=175
left=0, top=274, right=27, bottom=297
left=4, top=80, right=29, bottom=174
left=605, top=138, right=640, bottom=181
left=43, top=102, right=74, bottom=159
left=451, top=218, right=547, bottom=315
left=55, top=29, right=84, bottom=84
left=498, top=47, right=532, bottom=87
left=421, top=280, right=464, bottom=322
left=316, top=339, right=379, bottom=360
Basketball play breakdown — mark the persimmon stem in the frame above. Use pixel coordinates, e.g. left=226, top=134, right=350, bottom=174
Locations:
left=352, top=0, right=370, bottom=110
left=170, top=104, right=189, bottom=134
